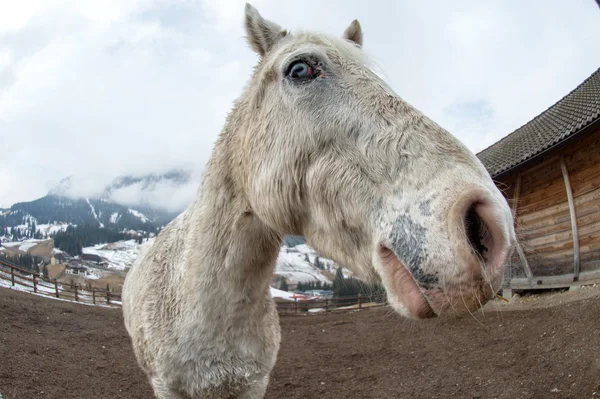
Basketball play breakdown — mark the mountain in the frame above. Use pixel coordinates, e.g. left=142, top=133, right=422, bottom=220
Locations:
left=0, top=171, right=338, bottom=286
left=283, top=235, right=306, bottom=247
left=1, top=196, right=177, bottom=232
left=0, top=171, right=192, bottom=238
left=103, top=170, right=192, bottom=198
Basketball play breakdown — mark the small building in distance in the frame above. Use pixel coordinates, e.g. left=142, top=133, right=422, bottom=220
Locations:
left=477, top=66, right=600, bottom=290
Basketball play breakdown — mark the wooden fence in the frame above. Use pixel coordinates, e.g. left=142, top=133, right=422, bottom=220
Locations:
left=0, top=256, right=388, bottom=313
left=275, top=294, right=387, bottom=313
left=0, top=256, right=121, bottom=307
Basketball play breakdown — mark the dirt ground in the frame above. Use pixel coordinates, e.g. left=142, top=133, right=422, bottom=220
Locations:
left=1, top=286, right=599, bottom=399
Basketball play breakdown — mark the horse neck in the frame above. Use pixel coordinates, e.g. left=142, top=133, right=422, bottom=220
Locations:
left=182, top=137, right=282, bottom=308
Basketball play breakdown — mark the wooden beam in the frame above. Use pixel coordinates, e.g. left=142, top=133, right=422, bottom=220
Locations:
left=516, top=243, right=534, bottom=287
left=560, top=155, right=581, bottom=281
left=511, top=174, right=521, bottom=218
left=509, top=268, right=600, bottom=290
left=507, top=173, right=534, bottom=287
left=504, top=174, right=521, bottom=284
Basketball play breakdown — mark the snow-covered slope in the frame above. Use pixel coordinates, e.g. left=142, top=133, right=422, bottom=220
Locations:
left=1, top=239, right=46, bottom=253
left=275, top=244, right=335, bottom=283
left=79, top=238, right=342, bottom=284
left=82, top=239, right=153, bottom=270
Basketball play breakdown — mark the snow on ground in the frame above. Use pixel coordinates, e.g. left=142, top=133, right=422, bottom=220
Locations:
left=17, top=241, right=41, bottom=252
left=270, top=287, right=299, bottom=300
left=0, top=273, right=116, bottom=308
left=85, top=268, right=103, bottom=280
left=128, top=209, right=149, bottom=223
left=1, top=239, right=45, bottom=253
left=275, top=246, right=333, bottom=283
left=36, top=223, right=72, bottom=236
left=82, top=239, right=153, bottom=270
left=79, top=238, right=342, bottom=282
left=0, top=267, right=65, bottom=297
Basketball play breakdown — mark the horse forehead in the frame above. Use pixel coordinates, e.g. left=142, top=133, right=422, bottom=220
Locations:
left=272, top=33, right=363, bottom=65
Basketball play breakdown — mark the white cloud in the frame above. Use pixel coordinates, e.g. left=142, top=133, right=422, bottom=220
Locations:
left=1, top=0, right=599, bottom=208
left=109, top=178, right=199, bottom=213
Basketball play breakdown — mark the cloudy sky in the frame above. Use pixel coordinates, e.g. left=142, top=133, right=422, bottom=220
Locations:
left=1, top=0, right=599, bottom=209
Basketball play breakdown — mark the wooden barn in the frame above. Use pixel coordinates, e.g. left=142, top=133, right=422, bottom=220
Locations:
left=477, top=66, right=600, bottom=291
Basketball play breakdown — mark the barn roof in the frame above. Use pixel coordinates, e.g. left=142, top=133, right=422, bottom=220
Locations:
left=477, top=67, right=600, bottom=177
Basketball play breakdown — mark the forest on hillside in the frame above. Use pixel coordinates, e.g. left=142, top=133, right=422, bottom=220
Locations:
left=52, top=225, right=151, bottom=256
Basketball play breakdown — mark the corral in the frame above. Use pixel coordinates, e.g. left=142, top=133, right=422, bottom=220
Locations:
left=1, top=286, right=599, bottom=399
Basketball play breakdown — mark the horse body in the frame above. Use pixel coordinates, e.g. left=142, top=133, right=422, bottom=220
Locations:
left=123, top=4, right=516, bottom=398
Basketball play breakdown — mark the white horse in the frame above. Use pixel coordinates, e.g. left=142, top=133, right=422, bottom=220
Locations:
left=122, top=4, right=516, bottom=398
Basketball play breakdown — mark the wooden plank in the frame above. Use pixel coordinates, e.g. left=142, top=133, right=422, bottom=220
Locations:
left=511, top=174, right=521, bottom=218
left=506, top=173, right=522, bottom=283
left=506, top=173, right=534, bottom=286
left=560, top=155, right=581, bottom=281
left=526, top=223, right=600, bottom=252
left=509, top=267, right=600, bottom=290
left=515, top=243, right=534, bottom=287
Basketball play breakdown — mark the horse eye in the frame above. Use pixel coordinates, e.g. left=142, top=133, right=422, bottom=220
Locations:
left=287, top=60, right=316, bottom=80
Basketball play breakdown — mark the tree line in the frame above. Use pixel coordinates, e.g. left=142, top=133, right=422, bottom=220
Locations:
left=282, top=267, right=386, bottom=302
left=331, top=267, right=386, bottom=301
left=53, top=225, right=127, bottom=256
left=3, top=220, right=45, bottom=241
left=296, top=280, right=333, bottom=292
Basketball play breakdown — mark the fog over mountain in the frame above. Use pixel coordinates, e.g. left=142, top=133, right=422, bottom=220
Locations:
left=0, top=170, right=200, bottom=235
left=49, top=169, right=201, bottom=214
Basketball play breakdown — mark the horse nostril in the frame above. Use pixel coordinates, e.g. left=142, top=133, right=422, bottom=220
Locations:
left=464, top=203, right=491, bottom=262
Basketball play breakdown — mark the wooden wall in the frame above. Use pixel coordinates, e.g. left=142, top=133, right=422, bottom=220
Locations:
left=495, top=123, right=600, bottom=278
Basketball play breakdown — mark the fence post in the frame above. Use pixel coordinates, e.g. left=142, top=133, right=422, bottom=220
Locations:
left=294, top=297, right=297, bottom=313
left=325, top=298, right=329, bottom=312
left=11, top=267, right=14, bottom=286
left=33, top=274, right=37, bottom=293
left=73, top=283, right=78, bottom=302
left=358, top=296, right=362, bottom=310
left=92, top=289, right=96, bottom=305
left=106, top=289, right=111, bottom=305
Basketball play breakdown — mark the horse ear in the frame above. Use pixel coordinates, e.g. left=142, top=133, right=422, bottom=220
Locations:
left=343, top=19, right=363, bottom=48
left=244, top=3, right=287, bottom=57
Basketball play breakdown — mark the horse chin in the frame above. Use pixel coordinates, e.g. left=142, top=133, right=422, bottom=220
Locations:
left=376, top=244, right=437, bottom=320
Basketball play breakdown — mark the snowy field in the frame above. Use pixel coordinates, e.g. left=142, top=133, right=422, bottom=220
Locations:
left=81, top=238, right=339, bottom=284
left=275, top=249, right=332, bottom=283
left=0, top=272, right=120, bottom=307
left=82, top=239, right=152, bottom=270
left=0, top=239, right=46, bottom=253
left=2, top=235, right=343, bottom=286
left=274, top=243, right=349, bottom=283
left=36, top=223, right=73, bottom=235
left=3, top=220, right=74, bottom=238
left=0, top=267, right=294, bottom=307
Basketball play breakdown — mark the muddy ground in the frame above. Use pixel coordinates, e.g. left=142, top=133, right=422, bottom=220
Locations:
left=1, top=286, right=599, bottom=399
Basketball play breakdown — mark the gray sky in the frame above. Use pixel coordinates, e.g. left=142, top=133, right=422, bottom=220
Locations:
left=1, top=0, right=599, bottom=209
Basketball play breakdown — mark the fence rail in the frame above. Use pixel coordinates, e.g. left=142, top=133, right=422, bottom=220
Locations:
left=275, top=294, right=387, bottom=313
left=0, top=256, right=387, bottom=314
left=0, top=256, right=121, bottom=306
